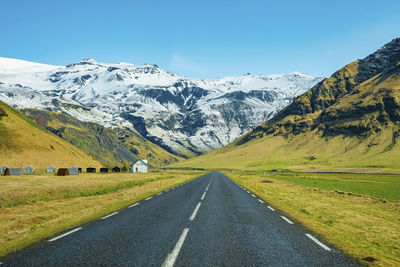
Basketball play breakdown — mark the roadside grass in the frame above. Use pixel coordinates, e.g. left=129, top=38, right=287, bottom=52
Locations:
left=226, top=172, right=400, bottom=267
left=249, top=171, right=400, bottom=201
left=0, top=170, right=204, bottom=258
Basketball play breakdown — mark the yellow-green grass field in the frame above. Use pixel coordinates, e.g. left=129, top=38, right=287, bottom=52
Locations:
left=0, top=170, right=204, bottom=258
left=227, top=171, right=400, bottom=266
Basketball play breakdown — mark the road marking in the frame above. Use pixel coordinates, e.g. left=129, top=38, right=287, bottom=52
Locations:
left=162, top=228, right=190, bottom=267
left=157, top=192, right=162, bottom=195
left=267, top=206, right=275, bottom=211
left=306, top=234, right=331, bottom=251
left=251, top=194, right=256, bottom=198
left=48, top=227, right=82, bottom=242
left=258, top=199, right=264, bottom=203
left=189, top=202, right=202, bottom=221
left=201, top=191, right=207, bottom=200
left=281, top=216, right=294, bottom=224
left=166, top=189, right=170, bottom=192
left=129, top=203, right=139, bottom=208
left=102, top=212, right=118, bottom=220
left=145, top=197, right=153, bottom=200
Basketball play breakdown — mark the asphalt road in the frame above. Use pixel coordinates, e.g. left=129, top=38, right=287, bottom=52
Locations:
left=1, top=172, right=360, bottom=266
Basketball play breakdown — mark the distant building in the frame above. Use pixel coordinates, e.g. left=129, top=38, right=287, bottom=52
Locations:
left=46, top=166, right=56, bottom=173
left=87, top=167, right=96, bottom=173
left=0, top=166, right=9, bottom=175
left=68, top=166, right=79, bottom=176
left=23, top=166, right=34, bottom=174
left=130, top=159, right=148, bottom=173
left=78, top=167, right=82, bottom=173
left=57, top=168, right=69, bottom=176
left=112, top=166, right=121, bottom=173
left=100, top=167, right=109, bottom=173
left=4, top=168, right=22, bottom=176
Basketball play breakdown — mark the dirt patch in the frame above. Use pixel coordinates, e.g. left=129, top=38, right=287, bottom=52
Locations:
left=261, top=179, right=274, bottom=183
left=362, top=256, right=378, bottom=262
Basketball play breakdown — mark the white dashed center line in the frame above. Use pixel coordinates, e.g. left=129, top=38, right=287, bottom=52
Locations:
left=281, top=216, right=294, bottom=224
left=189, top=202, right=202, bottom=221
left=258, top=199, right=264, bottom=203
left=48, top=227, right=82, bottom=242
left=251, top=194, right=256, bottom=198
left=267, top=206, right=275, bottom=211
left=102, top=212, right=118, bottom=220
left=201, top=191, right=207, bottom=200
left=129, top=203, right=139, bottom=208
left=306, top=234, right=331, bottom=251
left=162, top=228, right=190, bottom=267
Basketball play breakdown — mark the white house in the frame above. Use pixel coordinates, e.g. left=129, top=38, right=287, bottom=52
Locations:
left=130, top=159, right=148, bottom=173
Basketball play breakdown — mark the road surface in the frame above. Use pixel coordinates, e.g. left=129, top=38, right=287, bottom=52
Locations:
left=1, top=172, right=359, bottom=266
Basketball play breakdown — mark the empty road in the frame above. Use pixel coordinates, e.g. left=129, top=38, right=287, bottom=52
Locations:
left=1, top=172, right=359, bottom=266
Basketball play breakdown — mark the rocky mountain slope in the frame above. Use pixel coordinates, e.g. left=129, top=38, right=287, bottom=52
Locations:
left=22, top=108, right=181, bottom=167
left=0, top=100, right=102, bottom=170
left=175, top=38, right=400, bottom=172
left=0, top=57, right=322, bottom=157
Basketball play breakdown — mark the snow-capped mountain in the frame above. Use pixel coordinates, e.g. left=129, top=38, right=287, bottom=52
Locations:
left=0, top=57, right=323, bottom=156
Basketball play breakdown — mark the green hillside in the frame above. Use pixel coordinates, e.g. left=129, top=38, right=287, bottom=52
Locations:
left=175, top=38, right=400, bottom=173
left=23, top=109, right=181, bottom=167
left=0, top=101, right=102, bottom=170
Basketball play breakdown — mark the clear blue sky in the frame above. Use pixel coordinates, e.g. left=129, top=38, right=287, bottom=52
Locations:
left=1, top=0, right=399, bottom=78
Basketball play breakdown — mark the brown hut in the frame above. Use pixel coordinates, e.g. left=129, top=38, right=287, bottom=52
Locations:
left=57, top=168, right=70, bottom=176
left=112, top=166, right=121, bottom=173
left=100, top=168, right=109, bottom=173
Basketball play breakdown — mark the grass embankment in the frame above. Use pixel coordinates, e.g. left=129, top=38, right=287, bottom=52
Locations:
left=226, top=171, right=400, bottom=266
left=0, top=170, right=204, bottom=258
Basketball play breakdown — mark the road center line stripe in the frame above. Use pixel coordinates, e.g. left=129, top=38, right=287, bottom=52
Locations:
left=162, top=228, right=190, bottom=267
left=201, top=191, right=207, bottom=200
left=102, top=212, right=118, bottom=220
left=48, top=227, right=82, bottom=242
left=129, top=203, right=139, bottom=208
left=281, top=216, right=294, bottom=224
left=251, top=194, right=256, bottom=198
left=258, top=199, right=264, bottom=203
left=189, top=202, right=202, bottom=221
left=145, top=197, right=153, bottom=200
left=306, top=234, right=331, bottom=251
left=267, top=206, right=275, bottom=211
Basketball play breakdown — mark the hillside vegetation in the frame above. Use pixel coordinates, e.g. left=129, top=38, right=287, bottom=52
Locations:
left=23, top=109, right=181, bottom=167
left=175, top=38, right=400, bottom=173
left=0, top=101, right=101, bottom=170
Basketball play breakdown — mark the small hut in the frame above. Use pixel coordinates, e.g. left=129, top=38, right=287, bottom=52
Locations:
left=23, top=166, right=34, bottom=174
left=78, top=167, right=82, bottom=173
left=46, top=166, right=56, bottom=173
left=130, top=159, right=148, bottom=173
left=4, top=168, right=22, bottom=176
left=0, top=166, right=9, bottom=175
left=112, top=166, right=121, bottom=173
left=57, top=168, right=69, bottom=176
left=100, top=167, right=109, bottom=173
left=68, top=166, right=79, bottom=176
left=87, top=167, right=96, bottom=173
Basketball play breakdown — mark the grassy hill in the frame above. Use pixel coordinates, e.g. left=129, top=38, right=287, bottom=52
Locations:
left=174, top=38, right=400, bottom=173
left=22, top=109, right=181, bottom=167
left=0, top=101, right=102, bottom=170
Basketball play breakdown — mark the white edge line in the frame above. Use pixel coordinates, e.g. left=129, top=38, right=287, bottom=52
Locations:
left=146, top=197, right=153, bottom=200
left=129, top=203, right=139, bottom=208
left=102, top=212, right=118, bottom=220
left=189, top=202, right=202, bottom=221
left=306, top=234, right=331, bottom=251
left=251, top=194, right=256, bottom=198
left=281, top=215, right=294, bottom=224
left=157, top=192, right=162, bottom=195
left=267, top=206, right=275, bottom=211
left=258, top=199, right=264, bottom=203
left=162, top=228, right=190, bottom=267
left=48, top=227, right=82, bottom=242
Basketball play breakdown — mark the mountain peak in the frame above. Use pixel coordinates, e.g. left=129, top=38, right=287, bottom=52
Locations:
left=80, top=58, right=98, bottom=64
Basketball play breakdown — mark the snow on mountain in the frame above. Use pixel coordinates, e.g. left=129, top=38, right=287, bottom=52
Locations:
left=0, top=57, right=323, bottom=157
